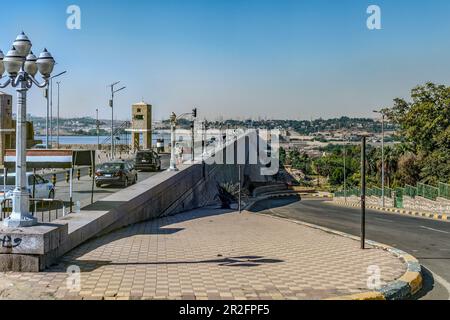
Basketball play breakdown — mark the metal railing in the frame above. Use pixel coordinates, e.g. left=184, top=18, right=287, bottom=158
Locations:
left=101, top=121, right=131, bottom=146
left=417, top=183, right=440, bottom=201
left=404, top=184, right=418, bottom=198
left=367, top=187, right=393, bottom=198
left=335, top=187, right=395, bottom=199
left=439, top=182, right=450, bottom=200
left=1, top=198, right=68, bottom=223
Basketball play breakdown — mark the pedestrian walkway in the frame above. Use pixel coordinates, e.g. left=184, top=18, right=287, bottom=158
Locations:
left=0, top=206, right=405, bottom=300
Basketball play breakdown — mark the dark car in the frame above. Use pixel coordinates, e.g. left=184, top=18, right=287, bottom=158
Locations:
left=134, top=150, right=161, bottom=172
left=95, top=160, right=138, bottom=188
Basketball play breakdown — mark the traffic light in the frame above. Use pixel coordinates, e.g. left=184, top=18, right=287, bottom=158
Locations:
left=192, top=108, right=197, bottom=118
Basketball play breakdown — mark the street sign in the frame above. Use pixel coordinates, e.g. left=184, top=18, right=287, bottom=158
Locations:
left=4, top=150, right=73, bottom=169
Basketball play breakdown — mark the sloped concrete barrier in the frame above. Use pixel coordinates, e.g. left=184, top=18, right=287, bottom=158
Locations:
left=0, top=163, right=240, bottom=271
left=0, top=131, right=276, bottom=271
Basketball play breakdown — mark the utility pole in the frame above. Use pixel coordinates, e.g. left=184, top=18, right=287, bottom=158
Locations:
left=49, top=71, right=66, bottom=149
left=381, top=114, right=385, bottom=208
left=56, top=81, right=60, bottom=149
left=343, top=141, right=347, bottom=203
left=96, top=108, right=100, bottom=150
left=191, top=108, right=197, bottom=163
left=45, top=84, right=49, bottom=149
left=108, top=82, right=126, bottom=159
left=49, top=77, right=53, bottom=148
left=361, top=136, right=367, bottom=250
left=239, top=165, right=242, bottom=213
left=374, top=110, right=386, bottom=208
left=202, top=120, right=208, bottom=178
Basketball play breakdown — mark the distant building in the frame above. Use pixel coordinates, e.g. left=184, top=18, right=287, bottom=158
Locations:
left=0, top=92, right=41, bottom=167
left=0, top=92, right=14, bottom=167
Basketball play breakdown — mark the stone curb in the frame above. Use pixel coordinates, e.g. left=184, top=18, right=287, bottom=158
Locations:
left=244, top=193, right=423, bottom=301
left=333, top=201, right=449, bottom=222
left=301, top=194, right=333, bottom=199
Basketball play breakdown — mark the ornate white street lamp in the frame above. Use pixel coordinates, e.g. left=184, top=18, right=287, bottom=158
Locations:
left=0, top=32, right=56, bottom=228
left=168, top=109, right=198, bottom=172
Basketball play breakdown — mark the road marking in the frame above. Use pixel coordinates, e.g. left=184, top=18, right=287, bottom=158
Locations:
left=427, top=268, right=450, bottom=300
left=375, top=218, right=394, bottom=223
left=420, top=226, right=450, bottom=234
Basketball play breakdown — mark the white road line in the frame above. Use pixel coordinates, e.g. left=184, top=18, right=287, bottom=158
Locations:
left=428, top=269, right=450, bottom=300
left=375, top=218, right=394, bottom=223
left=420, top=226, right=450, bottom=234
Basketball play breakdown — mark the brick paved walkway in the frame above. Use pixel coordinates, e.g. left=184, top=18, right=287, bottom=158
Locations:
left=0, top=207, right=405, bottom=300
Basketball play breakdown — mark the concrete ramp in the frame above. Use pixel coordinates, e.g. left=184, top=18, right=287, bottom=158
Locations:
left=0, top=132, right=275, bottom=271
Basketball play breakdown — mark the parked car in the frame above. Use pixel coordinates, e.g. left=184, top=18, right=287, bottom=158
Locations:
left=95, top=160, right=138, bottom=188
left=0, top=173, right=55, bottom=203
left=134, top=150, right=161, bottom=172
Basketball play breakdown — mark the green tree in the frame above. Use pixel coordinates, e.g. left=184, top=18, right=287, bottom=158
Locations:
left=385, top=82, right=450, bottom=184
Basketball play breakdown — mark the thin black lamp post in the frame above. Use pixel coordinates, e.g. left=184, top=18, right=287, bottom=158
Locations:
left=239, top=165, right=242, bottom=213
left=361, top=136, right=367, bottom=250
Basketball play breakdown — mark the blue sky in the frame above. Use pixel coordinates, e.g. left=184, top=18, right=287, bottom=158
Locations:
left=1, top=0, right=450, bottom=121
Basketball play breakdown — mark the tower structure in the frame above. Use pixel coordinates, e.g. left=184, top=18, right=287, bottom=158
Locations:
left=130, top=102, right=152, bottom=151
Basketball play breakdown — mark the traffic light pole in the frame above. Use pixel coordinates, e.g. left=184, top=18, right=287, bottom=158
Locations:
left=191, top=122, right=195, bottom=163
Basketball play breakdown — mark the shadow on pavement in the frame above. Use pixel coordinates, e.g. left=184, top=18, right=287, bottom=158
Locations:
left=49, top=256, right=284, bottom=273
left=248, top=196, right=300, bottom=213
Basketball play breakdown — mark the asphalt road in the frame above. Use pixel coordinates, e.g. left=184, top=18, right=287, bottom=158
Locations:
left=48, top=154, right=170, bottom=210
left=250, top=197, right=450, bottom=300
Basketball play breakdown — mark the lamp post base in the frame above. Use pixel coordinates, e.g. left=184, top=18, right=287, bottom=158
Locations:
left=3, top=215, right=38, bottom=228
left=168, top=167, right=179, bottom=172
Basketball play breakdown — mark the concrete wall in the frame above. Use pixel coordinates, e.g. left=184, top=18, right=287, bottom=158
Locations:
left=333, top=195, right=394, bottom=208
left=403, top=196, right=450, bottom=214
left=334, top=194, right=450, bottom=214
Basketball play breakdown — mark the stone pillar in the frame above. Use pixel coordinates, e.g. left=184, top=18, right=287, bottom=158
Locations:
left=132, top=132, right=140, bottom=152
left=143, top=131, right=152, bottom=150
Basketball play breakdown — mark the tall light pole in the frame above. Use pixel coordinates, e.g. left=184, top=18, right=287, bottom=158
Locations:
left=45, top=81, right=49, bottom=148
left=108, top=82, right=126, bottom=159
left=374, top=110, right=385, bottom=208
left=96, top=108, right=100, bottom=150
left=56, top=81, right=61, bottom=148
left=50, top=71, right=66, bottom=149
left=343, top=138, right=347, bottom=203
left=191, top=108, right=197, bottom=162
left=361, top=135, right=367, bottom=250
left=0, top=32, right=56, bottom=227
